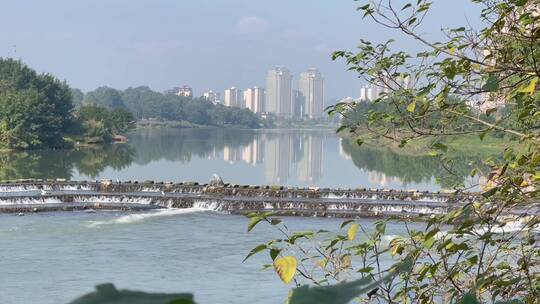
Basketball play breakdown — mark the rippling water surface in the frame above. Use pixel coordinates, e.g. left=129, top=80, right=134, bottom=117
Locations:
left=0, top=210, right=422, bottom=304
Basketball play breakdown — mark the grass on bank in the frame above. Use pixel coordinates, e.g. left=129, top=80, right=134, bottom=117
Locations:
left=339, top=130, right=517, bottom=158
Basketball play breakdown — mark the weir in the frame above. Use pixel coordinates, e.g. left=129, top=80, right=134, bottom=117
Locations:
left=0, top=179, right=482, bottom=218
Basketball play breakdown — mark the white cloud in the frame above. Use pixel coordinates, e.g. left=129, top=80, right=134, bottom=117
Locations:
left=234, top=16, right=269, bottom=35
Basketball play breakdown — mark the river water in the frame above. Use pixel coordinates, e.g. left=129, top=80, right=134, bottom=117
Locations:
left=0, top=128, right=479, bottom=190
left=0, top=210, right=422, bottom=304
left=0, top=128, right=471, bottom=303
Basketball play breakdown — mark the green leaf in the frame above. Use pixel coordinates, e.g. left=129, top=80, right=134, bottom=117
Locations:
left=270, top=218, right=282, bottom=226
left=482, top=187, right=499, bottom=198
left=457, top=292, right=480, bottom=304
left=423, top=228, right=440, bottom=249
left=485, top=107, right=497, bottom=116
left=357, top=267, right=374, bottom=273
left=336, top=125, right=348, bottom=133
left=401, top=3, right=412, bottom=10
left=432, top=143, right=448, bottom=152
left=482, top=74, right=499, bottom=92
left=68, top=284, right=195, bottom=304
left=289, top=257, right=413, bottom=304
left=375, top=221, right=386, bottom=234
left=243, top=244, right=268, bottom=262
left=340, top=220, right=355, bottom=229
left=247, top=217, right=262, bottom=232
left=479, top=129, right=489, bottom=141
left=270, top=248, right=280, bottom=261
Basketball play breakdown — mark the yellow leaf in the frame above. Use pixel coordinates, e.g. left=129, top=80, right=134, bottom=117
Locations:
left=274, top=256, right=297, bottom=284
left=390, top=243, right=401, bottom=256
left=407, top=100, right=416, bottom=113
left=317, top=259, right=327, bottom=269
left=519, top=77, right=538, bottom=95
left=341, top=255, right=352, bottom=268
left=347, top=223, right=359, bottom=241
left=449, top=47, right=456, bottom=54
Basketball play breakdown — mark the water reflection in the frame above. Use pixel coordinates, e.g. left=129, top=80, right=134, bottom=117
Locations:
left=218, top=131, right=325, bottom=184
left=0, top=128, right=482, bottom=190
left=0, top=145, right=135, bottom=180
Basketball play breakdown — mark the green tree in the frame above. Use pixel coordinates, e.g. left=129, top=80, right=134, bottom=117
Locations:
left=75, top=104, right=134, bottom=143
left=0, top=58, right=74, bottom=149
left=109, top=108, right=135, bottom=134
left=83, top=86, right=126, bottom=109
left=71, top=88, right=84, bottom=107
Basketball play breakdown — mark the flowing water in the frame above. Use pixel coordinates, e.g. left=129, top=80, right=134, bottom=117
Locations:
left=0, top=128, right=477, bottom=303
left=0, top=210, right=422, bottom=304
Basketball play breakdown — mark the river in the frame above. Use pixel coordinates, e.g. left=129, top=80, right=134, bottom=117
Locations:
left=0, top=128, right=478, bottom=190
left=0, top=128, right=470, bottom=303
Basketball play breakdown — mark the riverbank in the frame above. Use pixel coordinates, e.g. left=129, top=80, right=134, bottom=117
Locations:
left=339, top=130, right=514, bottom=158
left=136, top=119, right=338, bottom=130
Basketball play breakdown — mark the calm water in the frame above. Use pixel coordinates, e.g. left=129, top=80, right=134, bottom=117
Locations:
left=0, top=210, right=421, bottom=304
left=0, top=128, right=479, bottom=190
left=0, top=128, right=475, bottom=304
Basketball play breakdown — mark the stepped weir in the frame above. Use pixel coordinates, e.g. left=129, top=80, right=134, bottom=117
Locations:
left=0, top=178, right=481, bottom=218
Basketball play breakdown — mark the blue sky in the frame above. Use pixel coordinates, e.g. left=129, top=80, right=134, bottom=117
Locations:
left=0, top=0, right=479, bottom=100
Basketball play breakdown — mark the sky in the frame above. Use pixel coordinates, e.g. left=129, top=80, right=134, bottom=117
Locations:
left=0, top=0, right=479, bottom=101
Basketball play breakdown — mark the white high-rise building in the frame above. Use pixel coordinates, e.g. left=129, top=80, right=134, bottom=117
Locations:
left=298, top=69, right=324, bottom=119
left=266, top=67, right=293, bottom=116
left=244, top=87, right=265, bottom=113
left=224, top=87, right=244, bottom=108
left=176, top=85, right=193, bottom=98
left=366, top=86, right=376, bottom=101
left=202, top=90, right=220, bottom=103
left=360, top=86, right=369, bottom=101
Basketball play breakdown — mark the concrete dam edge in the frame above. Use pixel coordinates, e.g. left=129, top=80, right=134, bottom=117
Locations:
left=0, top=179, right=480, bottom=219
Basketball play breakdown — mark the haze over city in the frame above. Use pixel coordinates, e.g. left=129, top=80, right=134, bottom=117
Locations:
left=0, top=0, right=478, bottom=101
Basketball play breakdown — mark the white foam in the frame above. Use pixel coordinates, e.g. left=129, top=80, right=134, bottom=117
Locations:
left=474, top=220, right=540, bottom=235
left=86, top=208, right=207, bottom=227
left=0, top=198, right=64, bottom=205
left=193, top=201, right=227, bottom=211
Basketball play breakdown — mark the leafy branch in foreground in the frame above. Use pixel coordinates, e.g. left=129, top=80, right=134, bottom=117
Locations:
left=68, top=284, right=195, bottom=304
left=247, top=0, right=539, bottom=303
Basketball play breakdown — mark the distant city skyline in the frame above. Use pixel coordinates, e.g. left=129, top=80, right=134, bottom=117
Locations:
left=213, top=67, right=326, bottom=117
left=298, top=69, right=324, bottom=118
left=0, top=0, right=480, bottom=102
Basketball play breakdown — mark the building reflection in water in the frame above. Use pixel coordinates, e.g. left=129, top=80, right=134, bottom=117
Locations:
left=367, top=171, right=404, bottom=188
left=222, top=132, right=325, bottom=185
left=297, top=136, right=323, bottom=183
